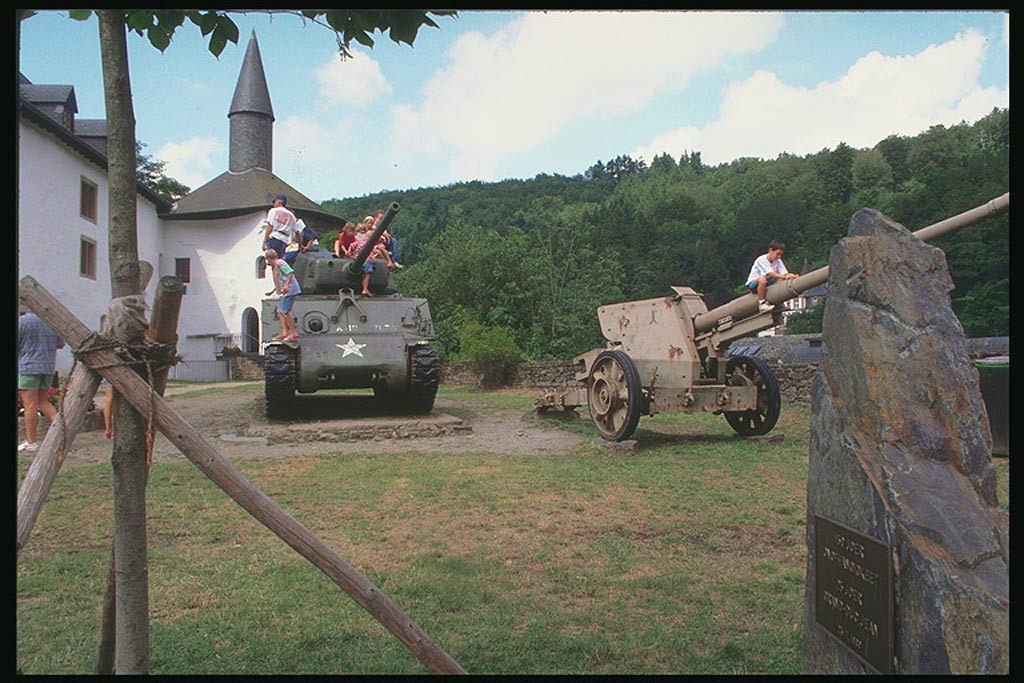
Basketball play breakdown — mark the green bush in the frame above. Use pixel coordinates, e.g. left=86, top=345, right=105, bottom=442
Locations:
left=458, top=321, right=523, bottom=388
left=783, top=301, right=824, bottom=335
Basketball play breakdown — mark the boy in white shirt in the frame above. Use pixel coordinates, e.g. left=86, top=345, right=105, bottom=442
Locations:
left=745, top=239, right=798, bottom=312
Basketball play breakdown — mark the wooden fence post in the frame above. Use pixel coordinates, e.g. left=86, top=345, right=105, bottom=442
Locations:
left=95, top=275, right=185, bottom=674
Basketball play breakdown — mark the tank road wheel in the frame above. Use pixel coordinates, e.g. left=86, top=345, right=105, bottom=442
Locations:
left=404, top=345, right=440, bottom=414
left=264, top=344, right=296, bottom=420
left=723, top=355, right=781, bottom=436
left=587, top=350, right=643, bottom=442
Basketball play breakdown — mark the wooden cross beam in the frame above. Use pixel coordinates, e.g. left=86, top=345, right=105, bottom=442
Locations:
left=17, top=275, right=466, bottom=675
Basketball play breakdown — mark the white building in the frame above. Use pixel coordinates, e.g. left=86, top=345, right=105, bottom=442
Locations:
left=17, top=31, right=345, bottom=379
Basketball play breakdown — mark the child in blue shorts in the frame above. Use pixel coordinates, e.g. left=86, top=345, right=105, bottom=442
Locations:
left=264, top=248, right=302, bottom=341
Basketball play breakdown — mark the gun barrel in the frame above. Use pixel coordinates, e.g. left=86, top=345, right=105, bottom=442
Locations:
left=348, top=202, right=401, bottom=275
left=692, top=193, right=1009, bottom=335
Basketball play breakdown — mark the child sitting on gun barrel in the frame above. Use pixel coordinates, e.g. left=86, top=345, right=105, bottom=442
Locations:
left=745, top=239, right=798, bottom=312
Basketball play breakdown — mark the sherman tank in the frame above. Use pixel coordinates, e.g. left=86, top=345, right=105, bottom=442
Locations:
left=262, top=202, right=439, bottom=419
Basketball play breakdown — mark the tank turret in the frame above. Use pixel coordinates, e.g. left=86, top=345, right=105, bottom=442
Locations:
left=292, top=201, right=402, bottom=296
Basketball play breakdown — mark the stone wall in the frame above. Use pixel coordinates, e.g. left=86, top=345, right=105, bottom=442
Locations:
left=251, top=336, right=1007, bottom=405
left=226, top=353, right=265, bottom=381
left=512, top=360, right=580, bottom=388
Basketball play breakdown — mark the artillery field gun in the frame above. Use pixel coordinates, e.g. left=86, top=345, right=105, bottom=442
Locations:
left=262, top=202, right=439, bottom=419
left=538, top=194, right=1010, bottom=441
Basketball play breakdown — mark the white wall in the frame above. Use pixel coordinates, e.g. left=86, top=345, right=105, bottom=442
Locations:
left=18, top=122, right=162, bottom=374
left=161, top=212, right=271, bottom=360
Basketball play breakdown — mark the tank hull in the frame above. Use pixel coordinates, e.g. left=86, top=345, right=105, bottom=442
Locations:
left=261, top=293, right=435, bottom=394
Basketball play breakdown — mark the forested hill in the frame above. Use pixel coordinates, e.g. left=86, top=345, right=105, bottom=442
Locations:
left=320, top=108, right=1008, bottom=360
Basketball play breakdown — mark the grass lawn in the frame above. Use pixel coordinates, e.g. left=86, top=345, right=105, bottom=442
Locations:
left=15, top=386, right=1007, bottom=674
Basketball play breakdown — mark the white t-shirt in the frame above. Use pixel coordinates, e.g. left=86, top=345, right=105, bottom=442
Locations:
left=264, top=206, right=298, bottom=242
left=746, top=254, right=788, bottom=284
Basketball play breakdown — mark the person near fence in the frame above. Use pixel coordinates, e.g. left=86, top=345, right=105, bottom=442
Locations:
left=18, top=309, right=65, bottom=452
left=102, top=379, right=114, bottom=439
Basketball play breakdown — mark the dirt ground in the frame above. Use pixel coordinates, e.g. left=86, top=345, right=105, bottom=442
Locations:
left=19, top=382, right=588, bottom=466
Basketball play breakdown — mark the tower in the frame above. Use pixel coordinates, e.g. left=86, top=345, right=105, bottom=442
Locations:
left=228, top=30, right=274, bottom=173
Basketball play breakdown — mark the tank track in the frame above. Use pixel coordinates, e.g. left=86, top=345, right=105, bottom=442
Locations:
left=404, top=345, right=440, bottom=414
left=264, top=343, right=296, bottom=419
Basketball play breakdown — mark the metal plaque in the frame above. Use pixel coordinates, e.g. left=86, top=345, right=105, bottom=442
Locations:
left=814, top=515, right=894, bottom=674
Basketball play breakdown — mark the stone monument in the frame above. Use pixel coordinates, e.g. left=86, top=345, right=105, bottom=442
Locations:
left=802, top=209, right=1008, bottom=674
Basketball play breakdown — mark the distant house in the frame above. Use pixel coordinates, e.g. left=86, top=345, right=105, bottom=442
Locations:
left=17, top=31, right=345, bottom=378
left=778, top=259, right=827, bottom=334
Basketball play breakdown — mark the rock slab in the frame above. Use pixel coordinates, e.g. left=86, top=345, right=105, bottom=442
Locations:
left=803, top=209, right=1008, bottom=674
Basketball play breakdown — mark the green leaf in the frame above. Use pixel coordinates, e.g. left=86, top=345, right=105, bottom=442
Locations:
left=195, top=12, right=218, bottom=37
left=147, top=25, right=170, bottom=52
left=388, top=12, right=424, bottom=46
left=155, top=10, right=185, bottom=32
left=208, top=29, right=228, bottom=57
left=127, top=11, right=153, bottom=32
left=68, top=10, right=92, bottom=21
left=215, top=14, right=239, bottom=45
left=352, top=30, right=375, bottom=48
left=323, top=11, right=352, bottom=33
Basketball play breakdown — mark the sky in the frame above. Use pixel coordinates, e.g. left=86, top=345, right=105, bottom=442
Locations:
left=18, top=10, right=1010, bottom=203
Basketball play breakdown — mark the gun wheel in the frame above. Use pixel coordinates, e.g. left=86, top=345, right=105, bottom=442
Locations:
left=588, top=350, right=643, bottom=442
left=723, top=355, right=781, bottom=436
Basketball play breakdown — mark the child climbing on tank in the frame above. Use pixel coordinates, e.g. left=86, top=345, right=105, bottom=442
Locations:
left=264, top=248, right=301, bottom=342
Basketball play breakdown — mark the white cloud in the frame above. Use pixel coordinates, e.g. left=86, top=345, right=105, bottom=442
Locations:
left=634, top=28, right=1009, bottom=166
left=274, top=115, right=351, bottom=191
left=391, top=11, right=784, bottom=182
left=314, top=48, right=392, bottom=107
left=156, top=137, right=224, bottom=189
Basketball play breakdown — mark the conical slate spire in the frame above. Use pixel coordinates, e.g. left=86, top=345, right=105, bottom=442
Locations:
left=228, top=30, right=274, bottom=172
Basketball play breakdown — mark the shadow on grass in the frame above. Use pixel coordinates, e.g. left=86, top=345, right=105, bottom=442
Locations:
left=264, top=393, right=402, bottom=421
left=532, top=408, right=744, bottom=450
left=629, top=428, right=741, bottom=450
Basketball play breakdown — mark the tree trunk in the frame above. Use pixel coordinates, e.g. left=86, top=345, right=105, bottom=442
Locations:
left=98, top=10, right=149, bottom=674
left=95, top=276, right=184, bottom=674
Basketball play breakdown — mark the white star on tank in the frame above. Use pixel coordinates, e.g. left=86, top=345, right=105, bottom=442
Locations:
left=336, top=337, right=367, bottom=357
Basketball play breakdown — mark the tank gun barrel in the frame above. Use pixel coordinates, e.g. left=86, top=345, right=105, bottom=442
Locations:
left=348, top=201, right=401, bottom=275
left=692, top=193, right=1009, bottom=335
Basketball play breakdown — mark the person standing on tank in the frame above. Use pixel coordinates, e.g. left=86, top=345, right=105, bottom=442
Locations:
left=264, top=248, right=302, bottom=342
left=260, top=194, right=299, bottom=265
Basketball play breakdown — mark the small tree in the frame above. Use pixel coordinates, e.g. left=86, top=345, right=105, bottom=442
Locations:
left=784, top=301, right=825, bottom=335
left=458, top=321, right=523, bottom=389
left=136, top=141, right=190, bottom=202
